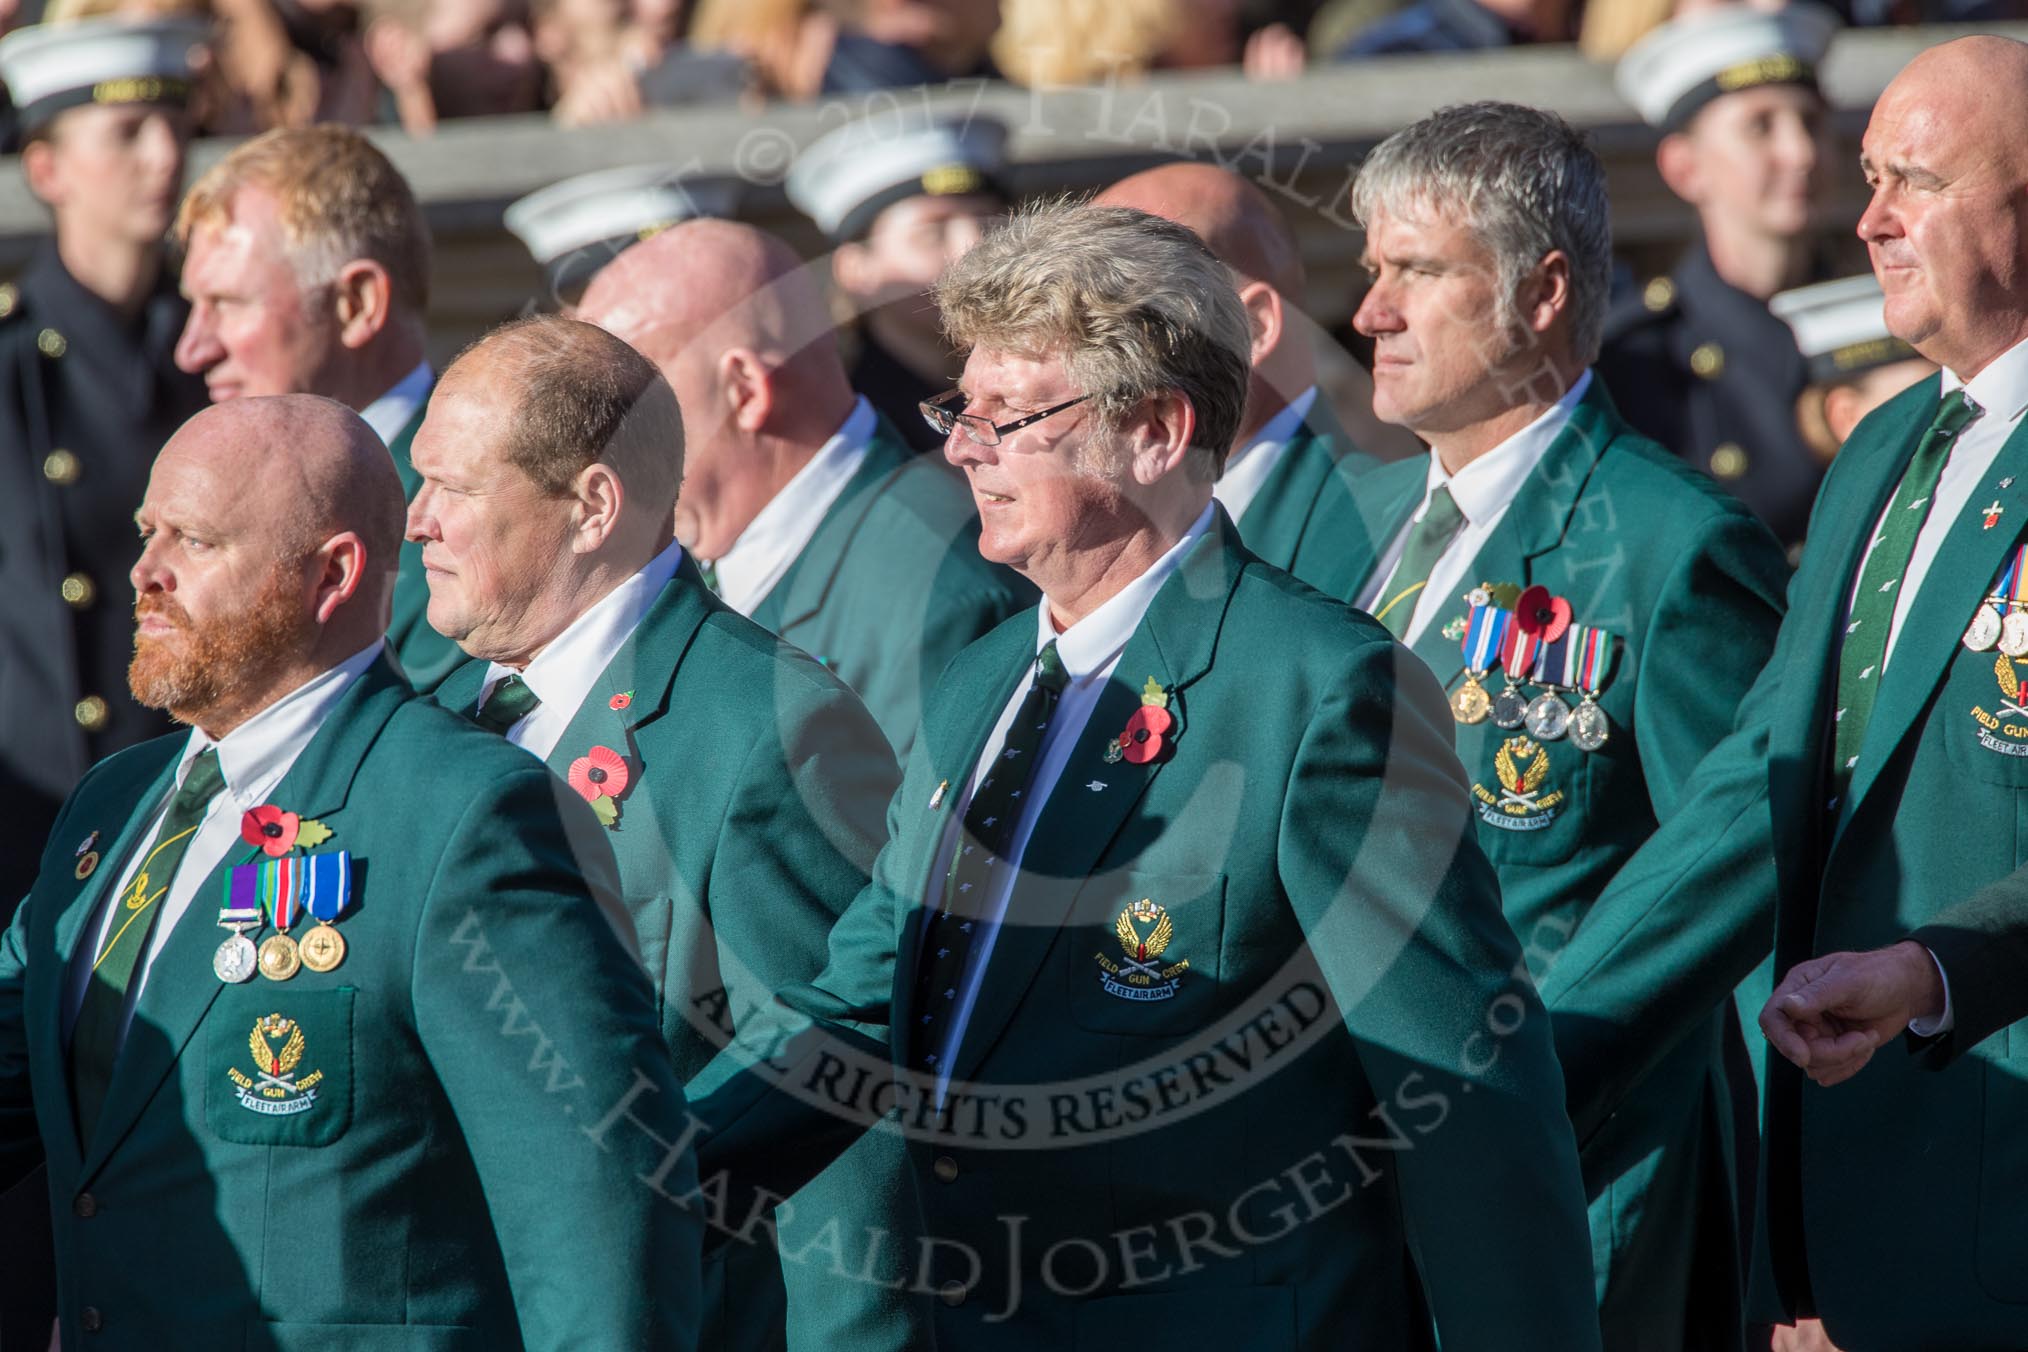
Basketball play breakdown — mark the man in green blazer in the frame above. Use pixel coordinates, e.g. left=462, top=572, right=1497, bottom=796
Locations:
left=576, top=219, right=1034, bottom=759
left=1097, top=162, right=1386, bottom=590
left=1322, top=105, right=1791, bottom=1352
left=686, top=200, right=1601, bottom=1350
left=1535, top=38, right=2028, bottom=1348
left=0, top=395, right=700, bottom=1350
left=173, top=125, right=461, bottom=690
left=411, top=316, right=919, bottom=1351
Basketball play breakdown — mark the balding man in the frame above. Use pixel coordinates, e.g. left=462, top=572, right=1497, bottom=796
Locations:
left=414, top=317, right=917, bottom=1351
left=577, top=218, right=1033, bottom=758
left=1097, top=162, right=1382, bottom=592
left=1533, top=36, right=2028, bottom=1348
left=0, top=396, right=700, bottom=1347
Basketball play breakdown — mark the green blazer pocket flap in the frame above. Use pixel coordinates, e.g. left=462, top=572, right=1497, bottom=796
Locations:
left=207, top=988, right=354, bottom=1147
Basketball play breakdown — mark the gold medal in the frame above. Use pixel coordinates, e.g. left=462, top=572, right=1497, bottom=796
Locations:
left=299, top=922, right=346, bottom=973
left=1451, top=674, right=1491, bottom=724
left=258, top=933, right=301, bottom=981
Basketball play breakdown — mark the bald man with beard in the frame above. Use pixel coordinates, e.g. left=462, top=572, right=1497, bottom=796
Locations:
left=1096, top=163, right=1387, bottom=593
left=0, top=396, right=701, bottom=1349
left=576, top=218, right=1034, bottom=759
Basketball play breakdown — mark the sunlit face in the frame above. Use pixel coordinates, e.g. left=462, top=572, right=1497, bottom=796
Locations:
left=404, top=371, right=579, bottom=662
left=942, top=346, right=1124, bottom=586
left=1353, top=206, right=1527, bottom=437
left=175, top=186, right=342, bottom=401
left=838, top=193, right=1003, bottom=319
left=1858, top=79, right=2028, bottom=374
left=1677, top=85, right=1827, bottom=240
left=32, top=102, right=189, bottom=246
left=128, top=440, right=317, bottom=724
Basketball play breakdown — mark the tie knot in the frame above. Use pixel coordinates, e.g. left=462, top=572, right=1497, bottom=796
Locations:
left=1932, top=389, right=1982, bottom=440
left=476, top=674, right=542, bottom=734
left=1033, top=640, right=1068, bottom=695
left=1421, top=484, right=1466, bottom=533
left=175, top=747, right=226, bottom=811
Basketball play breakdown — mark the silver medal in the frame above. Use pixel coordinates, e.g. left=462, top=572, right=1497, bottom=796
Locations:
left=2003, top=610, right=2028, bottom=658
left=1491, top=684, right=1530, bottom=729
left=1571, top=697, right=1611, bottom=752
left=1525, top=692, right=1571, bottom=740
left=214, top=932, right=258, bottom=983
left=1966, top=603, right=2004, bottom=652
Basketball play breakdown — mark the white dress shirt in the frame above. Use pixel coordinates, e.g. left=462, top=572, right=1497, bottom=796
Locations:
left=1215, top=385, right=1318, bottom=523
left=922, top=502, right=1217, bottom=1102
left=359, top=360, right=434, bottom=447
left=65, top=642, right=384, bottom=1044
left=709, top=397, right=877, bottom=616
left=1359, top=370, right=1593, bottom=644
left=477, top=540, right=684, bottom=760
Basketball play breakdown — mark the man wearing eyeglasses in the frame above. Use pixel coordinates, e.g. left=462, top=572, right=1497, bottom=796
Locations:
left=576, top=218, right=1033, bottom=759
left=684, top=201, right=1601, bottom=1350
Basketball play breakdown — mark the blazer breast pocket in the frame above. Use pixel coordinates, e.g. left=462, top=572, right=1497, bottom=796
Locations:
left=1459, top=720, right=1593, bottom=867
left=1065, top=871, right=1225, bottom=1036
left=1944, top=646, right=2028, bottom=786
left=206, top=987, right=353, bottom=1147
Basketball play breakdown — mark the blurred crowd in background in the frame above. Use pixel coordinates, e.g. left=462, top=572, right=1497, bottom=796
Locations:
left=0, top=0, right=2019, bottom=145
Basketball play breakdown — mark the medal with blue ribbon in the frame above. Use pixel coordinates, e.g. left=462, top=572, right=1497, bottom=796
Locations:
left=1570, top=626, right=1616, bottom=752
left=1495, top=620, right=1539, bottom=729
left=1453, top=603, right=1511, bottom=724
left=299, top=851, right=351, bottom=973
left=258, top=856, right=306, bottom=981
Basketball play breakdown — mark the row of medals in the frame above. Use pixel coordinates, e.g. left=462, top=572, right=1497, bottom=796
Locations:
left=214, top=916, right=345, bottom=984
left=1453, top=673, right=1611, bottom=752
left=1964, top=597, right=2028, bottom=654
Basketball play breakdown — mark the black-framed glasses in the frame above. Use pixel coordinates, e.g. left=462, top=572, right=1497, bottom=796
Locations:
left=919, top=389, right=1091, bottom=447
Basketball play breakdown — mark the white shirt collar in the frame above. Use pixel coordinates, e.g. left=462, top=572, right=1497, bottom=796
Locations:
left=711, top=397, right=877, bottom=616
left=179, top=641, right=385, bottom=810
left=1422, top=369, right=1592, bottom=525
left=360, top=360, right=434, bottom=447
left=1036, top=501, right=1218, bottom=681
left=1942, top=336, right=2028, bottom=423
left=1215, top=386, right=1318, bottom=523
left=480, top=540, right=685, bottom=752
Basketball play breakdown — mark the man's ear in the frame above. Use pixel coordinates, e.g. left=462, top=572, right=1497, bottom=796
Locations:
left=21, top=138, right=64, bottom=210
left=569, top=461, right=626, bottom=555
left=832, top=241, right=874, bottom=304
left=333, top=259, right=397, bottom=350
left=1656, top=132, right=1704, bottom=207
left=310, top=531, right=368, bottom=625
left=719, top=348, right=775, bottom=434
left=1238, top=279, right=1283, bottom=368
left=1519, top=250, right=1573, bottom=338
left=1128, top=390, right=1196, bottom=487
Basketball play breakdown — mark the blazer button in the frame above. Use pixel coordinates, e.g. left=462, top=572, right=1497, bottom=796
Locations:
left=37, top=327, right=66, bottom=359
left=74, top=696, right=109, bottom=732
left=932, top=1155, right=959, bottom=1183
left=79, top=1306, right=103, bottom=1333
left=1690, top=341, right=1725, bottom=379
left=61, top=573, right=96, bottom=609
left=1709, top=443, right=1749, bottom=480
left=43, top=448, right=80, bottom=485
left=72, top=1192, right=96, bottom=1218
left=938, top=1280, right=967, bottom=1308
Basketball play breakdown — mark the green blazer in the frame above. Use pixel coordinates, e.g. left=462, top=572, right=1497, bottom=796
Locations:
left=694, top=510, right=1601, bottom=1351
left=0, top=657, right=700, bottom=1350
left=1536, top=371, right=2028, bottom=1346
left=749, top=414, right=1035, bottom=759
left=1336, top=380, right=1790, bottom=1352
left=436, top=559, right=920, bottom=1352
left=1230, top=395, right=1382, bottom=591
left=381, top=391, right=466, bottom=694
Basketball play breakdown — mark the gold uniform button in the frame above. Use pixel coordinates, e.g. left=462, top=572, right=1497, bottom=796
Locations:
left=1710, top=443, right=1749, bottom=480
left=43, top=448, right=80, bottom=484
left=1643, top=276, right=1675, bottom=312
left=938, top=1280, right=967, bottom=1308
left=61, top=572, right=96, bottom=608
left=37, top=327, right=66, bottom=359
left=1691, top=341, right=1725, bottom=379
left=0, top=282, right=17, bottom=317
left=74, top=696, right=109, bottom=731
left=932, top=1155, right=959, bottom=1183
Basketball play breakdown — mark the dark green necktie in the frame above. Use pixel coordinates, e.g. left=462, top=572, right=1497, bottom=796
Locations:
left=475, top=674, right=541, bottom=735
left=908, top=641, right=1069, bottom=1073
left=1375, top=486, right=1466, bottom=638
left=698, top=559, right=720, bottom=594
left=1831, top=389, right=1982, bottom=802
left=71, top=747, right=226, bottom=1142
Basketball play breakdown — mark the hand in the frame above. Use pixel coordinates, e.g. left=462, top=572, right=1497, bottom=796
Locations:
left=552, top=59, right=644, bottom=126
left=1771, top=1317, right=1846, bottom=1351
left=1242, top=23, right=1307, bottom=81
left=1759, top=942, right=1945, bottom=1087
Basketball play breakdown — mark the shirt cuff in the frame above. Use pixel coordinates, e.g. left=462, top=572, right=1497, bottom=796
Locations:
left=1907, top=947, right=1955, bottom=1037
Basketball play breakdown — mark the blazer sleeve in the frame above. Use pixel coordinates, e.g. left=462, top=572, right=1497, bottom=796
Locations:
left=0, top=893, right=38, bottom=1193
left=1281, top=635, right=1602, bottom=1350
left=410, top=764, right=702, bottom=1352
left=1909, top=877, right=2028, bottom=1061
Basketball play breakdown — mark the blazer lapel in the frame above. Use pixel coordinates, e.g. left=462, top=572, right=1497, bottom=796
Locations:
left=80, top=659, right=412, bottom=1179
left=753, top=420, right=914, bottom=637
left=947, top=516, right=1242, bottom=1083
left=1342, top=457, right=1427, bottom=607
left=1235, top=419, right=1336, bottom=571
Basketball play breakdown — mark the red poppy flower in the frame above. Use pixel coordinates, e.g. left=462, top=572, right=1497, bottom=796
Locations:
left=1513, top=585, right=1572, bottom=643
left=608, top=693, right=632, bottom=711
left=1119, top=704, right=1174, bottom=765
left=567, top=746, right=631, bottom=803
left=240, top=805, right=301, bottom=857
